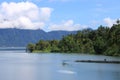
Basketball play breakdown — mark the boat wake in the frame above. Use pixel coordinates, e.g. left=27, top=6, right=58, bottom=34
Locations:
left=57, top=70, right=76, bottom=74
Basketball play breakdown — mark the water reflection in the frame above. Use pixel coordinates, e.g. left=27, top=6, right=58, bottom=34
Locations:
left=0, top=52, right=120, bottom=80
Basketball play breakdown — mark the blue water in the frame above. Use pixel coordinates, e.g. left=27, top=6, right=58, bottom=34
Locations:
left=0, top=50, right=120, bottom=80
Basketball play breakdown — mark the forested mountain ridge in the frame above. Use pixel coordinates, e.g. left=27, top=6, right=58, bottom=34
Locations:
left=0, top=28, right=76, bottom=47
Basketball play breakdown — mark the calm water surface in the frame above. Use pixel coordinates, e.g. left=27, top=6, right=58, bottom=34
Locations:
left=0, top=50, right=120, bottom=80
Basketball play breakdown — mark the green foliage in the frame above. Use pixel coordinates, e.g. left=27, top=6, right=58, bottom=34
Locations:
left=93, top=37, right=106, bottom=54
left=73, top=30, right=95, bottom=53
left=104, top=44, right=120, bottom=56
left=104, top=21, right=120, bottom=56
left=35, top=40, right=51, bottom=51
left=58, top=34, right=77, bottom=53
left=27, top=43, right=35, bottom=52
left=27, top=20, right=120, bottom=56
left=49, top=40, right=60, bottom=52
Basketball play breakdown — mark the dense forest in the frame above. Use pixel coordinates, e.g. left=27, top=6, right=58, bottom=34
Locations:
left=27, top=20, right=120, bottom=56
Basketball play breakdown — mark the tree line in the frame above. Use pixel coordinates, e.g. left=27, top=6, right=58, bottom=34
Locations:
left=27, top=20, right=120, bottom=56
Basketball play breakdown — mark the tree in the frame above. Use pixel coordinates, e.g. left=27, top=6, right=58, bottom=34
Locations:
left=35, top=40, right=50, bottom=51
left=27, top=43, right=35, bottom=52
left=58, top=34, right=77, bottom=53
left=26, top=19, right=120, bottom=56
left=105, top=22, right=120, bottom=56
left=93, top=37, right=106, bottom=54
left=116, top=19, right=120, bottom=25
left=49, top=40, right=60, bottom=52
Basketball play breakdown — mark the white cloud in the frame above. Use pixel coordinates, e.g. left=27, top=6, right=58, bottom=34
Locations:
left=103, top=18, right=116, bottom=27
left=48, top=20, right=88, bottom=31
left=0, top=1, right=52, bottom=30
left=39, top=7, right=53, bottom=21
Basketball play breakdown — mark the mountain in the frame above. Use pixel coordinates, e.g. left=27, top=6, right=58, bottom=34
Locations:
left=0, top=28, right=76, bottom=47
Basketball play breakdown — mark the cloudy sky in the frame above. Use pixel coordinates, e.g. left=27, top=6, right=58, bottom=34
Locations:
left=0, top=0, right=119, bottom=32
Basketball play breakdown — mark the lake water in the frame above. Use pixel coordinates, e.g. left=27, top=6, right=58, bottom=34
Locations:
left=0, top=50, right=120, bottom=80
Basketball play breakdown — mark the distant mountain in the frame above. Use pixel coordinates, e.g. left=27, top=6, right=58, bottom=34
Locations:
left=0, top=28, right=76, bottom=47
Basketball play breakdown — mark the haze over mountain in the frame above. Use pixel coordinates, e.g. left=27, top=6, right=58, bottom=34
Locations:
left=0, top=28, right=76, bottom=47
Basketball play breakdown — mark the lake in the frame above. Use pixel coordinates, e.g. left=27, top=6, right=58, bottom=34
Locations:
left=0, top=50, right=120, bottom=80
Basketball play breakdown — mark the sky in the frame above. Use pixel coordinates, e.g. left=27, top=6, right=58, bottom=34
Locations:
left=0, top=0, right=120, bottom=32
